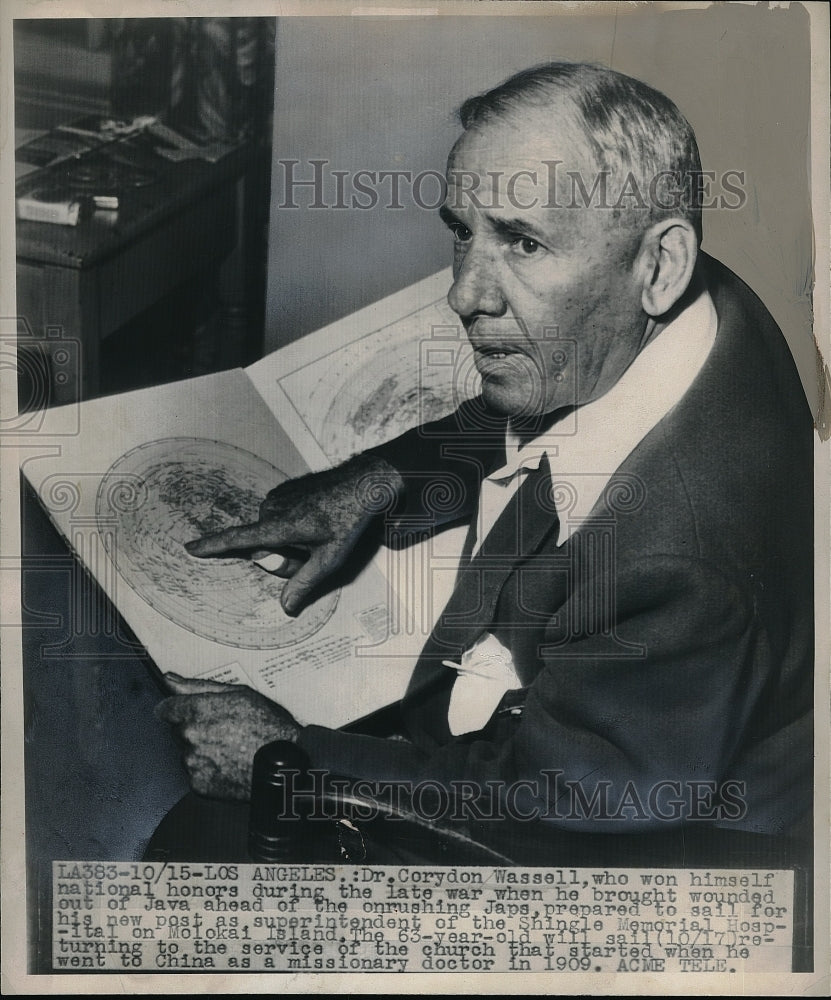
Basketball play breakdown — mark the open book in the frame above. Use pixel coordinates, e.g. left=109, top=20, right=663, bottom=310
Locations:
left=20, top=269, right=479, bottom=729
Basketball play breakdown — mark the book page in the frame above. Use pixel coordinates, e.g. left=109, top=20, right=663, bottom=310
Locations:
left=18, top=370, right=417, bottom=728
left=247, top=267, right=467, bottom=466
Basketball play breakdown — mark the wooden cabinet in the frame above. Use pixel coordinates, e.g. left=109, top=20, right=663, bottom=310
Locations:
left=16, top=147, right=248, bottom=405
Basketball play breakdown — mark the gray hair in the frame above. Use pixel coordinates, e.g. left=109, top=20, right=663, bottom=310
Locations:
left=459, top=62, right=703, bottom=242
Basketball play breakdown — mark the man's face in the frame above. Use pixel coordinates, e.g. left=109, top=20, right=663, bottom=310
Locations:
left=443, top=106, right=650, bottom=420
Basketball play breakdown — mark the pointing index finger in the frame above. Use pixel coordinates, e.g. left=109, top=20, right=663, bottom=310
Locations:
left=185, top=521, right=271, bottom=557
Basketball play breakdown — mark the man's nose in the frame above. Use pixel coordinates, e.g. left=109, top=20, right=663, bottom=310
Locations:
left=447, top=243, right=506, bottom=320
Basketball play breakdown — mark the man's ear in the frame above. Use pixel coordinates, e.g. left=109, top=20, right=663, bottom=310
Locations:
left=635, top=219, right=698, bottom=318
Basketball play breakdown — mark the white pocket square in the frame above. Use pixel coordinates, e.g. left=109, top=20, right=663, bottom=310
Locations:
left=444, top=632, right=521, bottom=736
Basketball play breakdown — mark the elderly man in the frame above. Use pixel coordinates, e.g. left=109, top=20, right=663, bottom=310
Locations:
left=160, top=63, right=812, bottom=845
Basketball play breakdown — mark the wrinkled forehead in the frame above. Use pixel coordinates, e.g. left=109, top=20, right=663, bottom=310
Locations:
left=445, top=104, right=598, bottom=208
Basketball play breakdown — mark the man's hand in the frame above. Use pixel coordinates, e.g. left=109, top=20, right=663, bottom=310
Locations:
left=185, top=454, right=403, bottom=615
left=155, top=673, right=300, bottom=801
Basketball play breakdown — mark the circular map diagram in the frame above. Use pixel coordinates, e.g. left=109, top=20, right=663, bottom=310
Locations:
left=96, top=437, right=339, bottom=648
left=321, top=340, right=479, bottom=462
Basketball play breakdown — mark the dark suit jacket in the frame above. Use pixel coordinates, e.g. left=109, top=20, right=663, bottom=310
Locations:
left=297, top=255, right=814, bottom=838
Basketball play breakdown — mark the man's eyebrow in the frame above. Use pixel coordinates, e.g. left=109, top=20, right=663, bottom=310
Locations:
left=439, top=205, right=548, bottom=242
left=489, top=215, right=548, bottom=242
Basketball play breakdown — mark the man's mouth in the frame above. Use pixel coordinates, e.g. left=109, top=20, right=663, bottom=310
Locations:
left=472, top=345, right=533, bottom=381
left=474, top=345, right=523, bottom=360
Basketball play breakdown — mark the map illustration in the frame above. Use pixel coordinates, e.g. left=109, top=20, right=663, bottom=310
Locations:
left=273, top=294, right=479, bottom=464
left=321, top=332, right=471, bottom=461
left=95, top=438, right=339, bottom=648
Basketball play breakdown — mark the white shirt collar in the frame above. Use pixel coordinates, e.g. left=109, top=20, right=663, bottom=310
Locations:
left=483, top=286, right=718, bottom=546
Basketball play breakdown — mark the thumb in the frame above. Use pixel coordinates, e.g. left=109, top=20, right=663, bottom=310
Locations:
left=280, top=545, right=341, bottom=616
left=164, top=672, right=236, bottom=695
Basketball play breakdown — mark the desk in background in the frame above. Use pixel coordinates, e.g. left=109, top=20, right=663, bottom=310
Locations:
left=15, top=136, right=252, bottom=406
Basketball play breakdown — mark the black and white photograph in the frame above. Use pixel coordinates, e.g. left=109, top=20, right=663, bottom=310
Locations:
left=1, top=1, right=829, bottom=994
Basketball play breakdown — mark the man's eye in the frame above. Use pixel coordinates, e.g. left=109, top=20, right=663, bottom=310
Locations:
left=450, top=223, right=473, bottom=243
left=512, top=236, right=540, bottom=255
